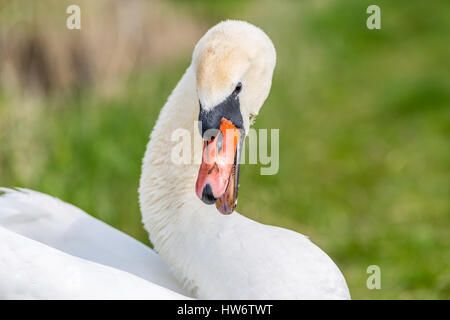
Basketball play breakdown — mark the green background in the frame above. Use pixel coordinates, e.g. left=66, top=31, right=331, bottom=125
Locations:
left=0, top=0, right=449, bottom=299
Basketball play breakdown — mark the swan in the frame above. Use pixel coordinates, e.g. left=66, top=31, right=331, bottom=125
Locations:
left=0, top=188, right=189, bottom=299
left=0, top=20, right=350, bottom=299
left=0, top=223, right=185, bottom=299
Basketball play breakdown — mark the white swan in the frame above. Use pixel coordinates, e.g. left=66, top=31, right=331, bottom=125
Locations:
left=0, top=20, right=350, bottom=299
left=0, top=188, right=188, bottom=299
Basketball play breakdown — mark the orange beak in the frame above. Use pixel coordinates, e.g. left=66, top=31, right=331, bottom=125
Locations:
left=195, top=118, right=243, bottom=214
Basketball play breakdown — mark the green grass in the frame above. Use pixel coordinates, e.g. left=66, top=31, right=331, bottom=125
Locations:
left=1, top=0, right=449, bottom=299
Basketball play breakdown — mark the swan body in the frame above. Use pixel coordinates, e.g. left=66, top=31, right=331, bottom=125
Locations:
left=0, top=188, right=189, bottom=299
left=0, top=20, right=350, bottom=299
left=0, top=225, right=186, bottom=299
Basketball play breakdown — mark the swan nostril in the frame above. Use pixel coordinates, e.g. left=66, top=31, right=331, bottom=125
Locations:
left=201, top=184, right=217, bottom=205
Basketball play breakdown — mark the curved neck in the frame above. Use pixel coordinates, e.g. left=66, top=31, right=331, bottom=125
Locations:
left=139, top=66, right=222, bottom=286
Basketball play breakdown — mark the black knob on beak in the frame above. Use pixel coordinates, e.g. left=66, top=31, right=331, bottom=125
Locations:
left=201, top=184, right=217, bottom=204
left=198, top=94, right=244, bottom=138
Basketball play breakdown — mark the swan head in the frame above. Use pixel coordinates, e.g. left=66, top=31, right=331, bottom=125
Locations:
left=192, top=20, right=276, bottom=215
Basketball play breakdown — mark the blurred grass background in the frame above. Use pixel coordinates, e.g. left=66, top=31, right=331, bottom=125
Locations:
left=0, top=0, right=449, bottom=299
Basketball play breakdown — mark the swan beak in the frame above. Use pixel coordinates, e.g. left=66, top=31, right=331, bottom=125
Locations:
left=195, top=117, right=243, bottom=214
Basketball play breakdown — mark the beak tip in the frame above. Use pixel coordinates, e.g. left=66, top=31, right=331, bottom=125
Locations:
left=200, top=184, right=217, bottom=205
left=196, top=118, right=244, bottom=214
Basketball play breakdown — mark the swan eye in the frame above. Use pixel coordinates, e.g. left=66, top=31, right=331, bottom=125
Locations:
left=233, top=82, right=242, bottom=96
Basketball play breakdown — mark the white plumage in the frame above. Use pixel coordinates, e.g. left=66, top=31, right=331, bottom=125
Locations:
left=0, top=20, right=350, bottom=299
left=0, top=188, right=189, bottom=299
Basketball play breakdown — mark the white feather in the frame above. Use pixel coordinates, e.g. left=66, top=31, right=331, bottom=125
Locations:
left=0, top=188, right=190, bottom=298
left=0, top=225, right=187, bottom=299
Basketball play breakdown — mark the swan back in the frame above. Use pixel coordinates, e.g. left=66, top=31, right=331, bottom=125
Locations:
left=0, top=225, right=187, bottom=299
left=0, top=188, right=188, bottom=296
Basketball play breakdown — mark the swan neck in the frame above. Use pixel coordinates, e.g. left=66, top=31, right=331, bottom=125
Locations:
left=139, top=65, right=209, bottom=251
